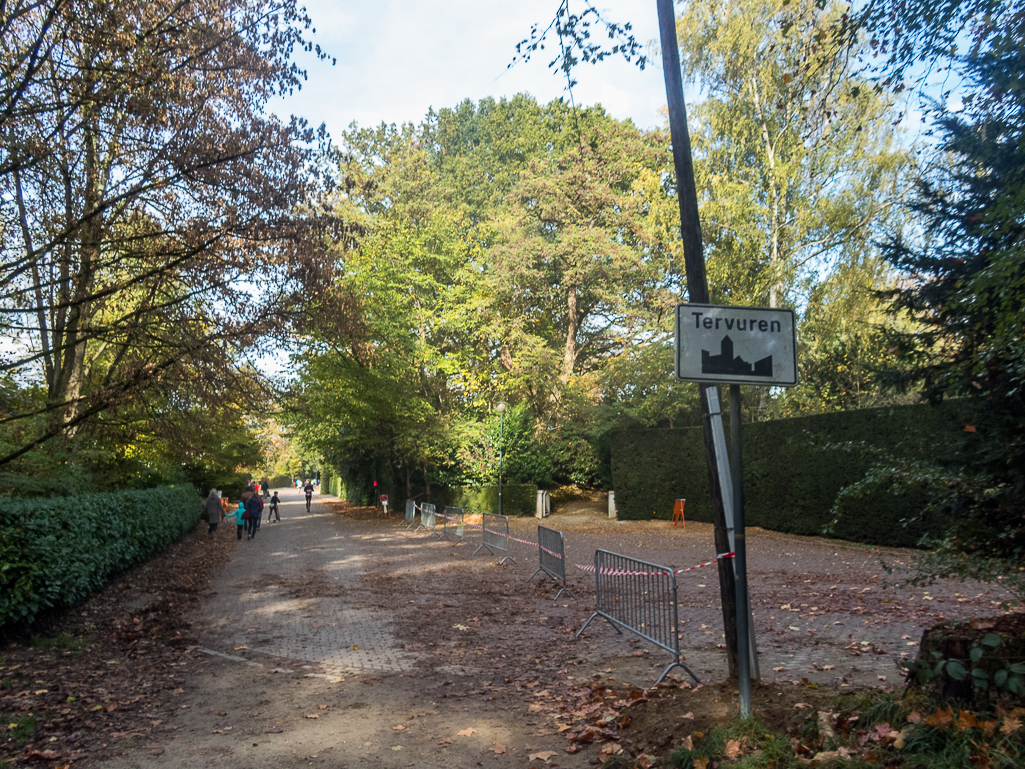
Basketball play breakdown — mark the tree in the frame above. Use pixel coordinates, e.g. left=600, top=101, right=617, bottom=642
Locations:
left=289, top=96, right=687, bottom=494
left=0, top=0, right=335, bottom=467
left=879, top=6, right=1025, bottom=580
left=851, top=0, right=1006, bottom=86
left=289, top=121, right=467, bottom=497
left=677, top=0, right=910, bottom=307
left=487, top=105, right=666, bottom=386
left=673, top=0, right=915, bottom=416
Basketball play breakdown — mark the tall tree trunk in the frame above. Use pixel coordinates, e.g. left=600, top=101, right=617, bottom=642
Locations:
left=562, top=284, right=579, bottom=382
left=750, top=77, right=781, bottom=421
left=749, top=77, right=784, bottom=309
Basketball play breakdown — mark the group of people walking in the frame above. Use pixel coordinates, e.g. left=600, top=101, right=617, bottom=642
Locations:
left=201, top=479, right=317, bottom=540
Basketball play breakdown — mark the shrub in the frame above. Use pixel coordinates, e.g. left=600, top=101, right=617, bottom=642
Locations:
left=0, top=485, right=198, bottom=629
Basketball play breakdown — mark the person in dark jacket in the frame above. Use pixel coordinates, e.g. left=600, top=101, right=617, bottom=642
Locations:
left=243, top=491, right=261, bottom=540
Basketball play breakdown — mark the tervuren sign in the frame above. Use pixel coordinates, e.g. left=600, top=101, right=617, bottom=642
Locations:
left=675, top=304, right=797, bottom=386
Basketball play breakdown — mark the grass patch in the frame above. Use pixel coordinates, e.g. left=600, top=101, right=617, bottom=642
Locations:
left=29, top=632, right=90, bottom=653
left=4, top=716, right=36, bottom=746
left=654, top=696, right=1025, bottom=769
left=666, top=717, right=806, bottom=769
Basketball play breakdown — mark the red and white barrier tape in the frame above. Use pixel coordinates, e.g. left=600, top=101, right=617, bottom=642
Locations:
left=573, top=551, right=735, bottom=577
left=411, top=509, right=732, bottom=578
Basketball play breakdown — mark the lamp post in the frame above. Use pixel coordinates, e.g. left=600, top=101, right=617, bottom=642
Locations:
left=495, top=401, right=508, bottom=517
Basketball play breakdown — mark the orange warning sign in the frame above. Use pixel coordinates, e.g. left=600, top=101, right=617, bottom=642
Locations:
left=671, top=499, right=686, bottom=528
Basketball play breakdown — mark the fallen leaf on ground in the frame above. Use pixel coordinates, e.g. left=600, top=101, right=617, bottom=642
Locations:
left=681, top=712, right=694, bottom=720
left=457, top=728, right=476, bottom=737
left=529, top=750, right=557, bottom=762
left=304, top=714, right=319, bottom=719
left=490, top=745, right=506, bottom=754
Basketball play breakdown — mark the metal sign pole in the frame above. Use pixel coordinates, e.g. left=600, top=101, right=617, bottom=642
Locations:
left=730, top=384, right=751, bottom=718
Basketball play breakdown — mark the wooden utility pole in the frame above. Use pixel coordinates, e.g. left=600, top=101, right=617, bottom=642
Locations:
left=655, top=0, right=739, bottom=677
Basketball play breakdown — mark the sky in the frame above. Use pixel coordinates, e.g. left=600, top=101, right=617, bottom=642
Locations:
left=272, top=0, right=674, bottom=137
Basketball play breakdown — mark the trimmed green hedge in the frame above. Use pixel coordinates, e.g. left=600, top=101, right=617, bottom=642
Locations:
left=450, top=484, right=537, bottom=516
left=0, top=485, right=199, bottom=629
left=397, top=483, right=538, bottom=517
left=610, top=402, right=977, bottom=547
left=325, top=473, right=343, bottom=498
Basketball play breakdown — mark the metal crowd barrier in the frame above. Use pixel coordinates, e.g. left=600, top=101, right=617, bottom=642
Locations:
left=440, top=506, right=465, bottom=543
left=472, top=512, right=513, bottom=564
left=404, top=499, right=416, bottom=529
left=528, top=526, right=575, bottom=601
left=417, top=503, right=438, bottom=537
left=576, top=549, right=700, bottom=685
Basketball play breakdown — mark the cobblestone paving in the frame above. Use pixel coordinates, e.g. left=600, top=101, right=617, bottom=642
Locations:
left=197, top=492, right=417, bottom=675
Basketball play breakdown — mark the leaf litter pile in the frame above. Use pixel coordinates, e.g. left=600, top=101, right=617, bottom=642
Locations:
left=0, top=526, right=235, bottom=766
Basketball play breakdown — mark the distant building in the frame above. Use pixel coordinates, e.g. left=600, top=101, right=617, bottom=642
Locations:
left=701, top=335, right=773, bottom=378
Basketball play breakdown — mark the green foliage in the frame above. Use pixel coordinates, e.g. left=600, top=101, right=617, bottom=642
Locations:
left=611, top=402, right=973, bottom=546
left=448, top=484, right=538, bottom=517
left=0, top=485, right=198, bottom=629
left=324, top=472, right=343, bottom=499
left=289, top=0, right=915, bottom=493
left=878, top=9, right=1025, bottom=575
left=679, top=0, right=912, bottom=311
left=906, top=632, right=1025, bottom=699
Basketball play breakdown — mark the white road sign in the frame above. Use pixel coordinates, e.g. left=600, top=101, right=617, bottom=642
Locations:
left=675, top=303, right=798, bottom=386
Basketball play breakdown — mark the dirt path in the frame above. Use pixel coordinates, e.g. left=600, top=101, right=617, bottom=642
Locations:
left=90, top=489, right=1009, bottom=769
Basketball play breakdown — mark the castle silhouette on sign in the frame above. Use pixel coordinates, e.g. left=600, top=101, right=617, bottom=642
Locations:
left=701, top=335, right=773, bottom=378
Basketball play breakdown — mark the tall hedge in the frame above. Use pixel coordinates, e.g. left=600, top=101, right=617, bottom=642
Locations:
left=450, top=484, right=537, bottom=516
left=610, top=402, right=977, bottom=547
left=0, top=485, right=199, bottom=629
left=397, top=483, right=538, bottom=517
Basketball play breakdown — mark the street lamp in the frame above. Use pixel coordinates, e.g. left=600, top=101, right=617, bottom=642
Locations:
left=495, top=401, right=508, bottom=517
